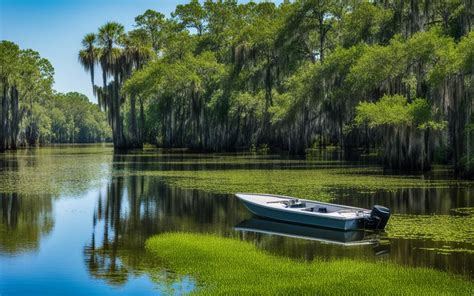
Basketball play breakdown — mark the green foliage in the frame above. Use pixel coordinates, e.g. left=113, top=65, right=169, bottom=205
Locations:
left=172, top=0, right=206, bottom=35
left=340, top=2, right=394, bottom=46
left=50, top=92, right=111, bottom=143
left=355, top=95, right=444, bottom=130
left=348, top=37, right=407, bottom=93
left=457, top=32, right=474, bottom=73
left=146, top=233, right=473, bottom=295
left=74, top=1, right=474, bottom=175
left=5, top=1, right=474, bottom=175
left=1, top=41, right=110, bottom=148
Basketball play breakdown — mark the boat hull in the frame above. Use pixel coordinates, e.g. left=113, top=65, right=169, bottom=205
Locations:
left=240, top=199, right=363, bottom=230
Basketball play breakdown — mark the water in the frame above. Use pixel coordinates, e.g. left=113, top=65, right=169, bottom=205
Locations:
left=0, top=146, right=473, bottom=295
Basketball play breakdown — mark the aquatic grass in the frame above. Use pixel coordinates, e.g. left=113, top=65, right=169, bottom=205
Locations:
left=127, top=169, right=472, bottom=202
left=387, top=214, right=474, bottom=244
left=146, top=233, right=474, bottom=295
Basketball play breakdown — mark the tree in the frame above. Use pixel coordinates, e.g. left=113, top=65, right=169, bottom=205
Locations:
left=355, top=95, right=445, bottom=170
left=2, top=41, right=109, bottom=148
left=172, top=0, right=207, bottom=36
left=79, top=33, right=97, bottom=86
left=75, top=1, right=473, bottom=178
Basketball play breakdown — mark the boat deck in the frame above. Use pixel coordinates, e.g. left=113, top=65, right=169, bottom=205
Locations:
left=237, top=193, right=369, bottom=220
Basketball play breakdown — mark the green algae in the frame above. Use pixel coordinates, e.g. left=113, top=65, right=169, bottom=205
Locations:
left=387, top=214, right=474, bottom=244
left=2, top=146, right=471, bottom=199
left=1, top=146, right=474, bottom=251
left=123, top=168, right=472, bottom=202
left=146, top=233, right=474, bottom=295
left=0, top=146, right=112, bottom=195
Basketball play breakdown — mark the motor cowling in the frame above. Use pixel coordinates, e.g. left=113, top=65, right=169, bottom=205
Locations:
left=365, top=205, right=391, bottom=230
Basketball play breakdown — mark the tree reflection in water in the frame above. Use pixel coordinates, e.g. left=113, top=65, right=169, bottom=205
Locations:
left=83, top=175, right=219, bottom=292
left=0, top=156, right=54, bottom=254
left=82, top=153, right=474, bottom=285
left=0, top=192, right=54, bottom=254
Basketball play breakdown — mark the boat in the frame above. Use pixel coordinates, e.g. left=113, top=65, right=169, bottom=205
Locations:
left=235, top=193, right=390, bottom=230
left=234, top=218, right=380, bottom=246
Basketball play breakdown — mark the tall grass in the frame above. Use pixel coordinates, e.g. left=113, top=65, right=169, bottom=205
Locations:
left=146, top=233, right=474, bottom=295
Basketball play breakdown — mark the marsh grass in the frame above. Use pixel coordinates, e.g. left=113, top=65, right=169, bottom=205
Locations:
left=146, top=233, right=474, bottom=295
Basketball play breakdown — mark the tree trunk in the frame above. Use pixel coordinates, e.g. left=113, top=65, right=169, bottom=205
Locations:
left=129, top=94, right=139, bottom=148
left=0, top=82, right=8, bottom=152
left=10, top=86, right=19, bottom=149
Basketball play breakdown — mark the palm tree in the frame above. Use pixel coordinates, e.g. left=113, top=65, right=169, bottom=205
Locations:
left=96, top=22, right=126, bottom=148
left=78, top=33, right=97, bottom=86
left=97, top=22, right=124, bottom=88
left=122, top=29, right=153, bottom=146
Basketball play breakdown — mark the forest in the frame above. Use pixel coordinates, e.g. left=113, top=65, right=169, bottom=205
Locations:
left=2, top=0, right=474, bottom=177
left=0, top=41, right=111, bottom=148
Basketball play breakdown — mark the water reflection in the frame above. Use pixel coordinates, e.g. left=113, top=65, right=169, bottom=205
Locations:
left=83, top=174, right=473, bottom=283
left=234, top=217, right=384, bottom=246
left=1, top=147, right=473, bottom=295
left=333, top=187, right=474, bottom=215
left=0, top=193, right=54, bottom=254
left=83, top=175, right=244, bottom=291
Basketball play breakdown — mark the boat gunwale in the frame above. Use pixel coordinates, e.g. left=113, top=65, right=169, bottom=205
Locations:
left=235, top=193, right=369, bottom=221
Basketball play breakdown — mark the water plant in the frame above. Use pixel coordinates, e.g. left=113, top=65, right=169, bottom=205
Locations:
left=0, top=147, right=112, bottom=195
left=388, top=214, right=474, bottom=244
left=127, top=168, right=472, bottom=202
left=146, top=233, right=474, bottom=295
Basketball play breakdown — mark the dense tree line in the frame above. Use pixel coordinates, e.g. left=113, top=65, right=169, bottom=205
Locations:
left=79, top=0, right=472, bottom=176
left=0, top=41, right=111, bottom=150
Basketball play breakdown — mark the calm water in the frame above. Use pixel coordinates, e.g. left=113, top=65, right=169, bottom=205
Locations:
left=0, top=146, right=473, bottom=295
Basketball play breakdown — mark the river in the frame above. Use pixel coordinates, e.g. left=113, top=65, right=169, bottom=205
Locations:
left=0, top=145, right=472, bottom=295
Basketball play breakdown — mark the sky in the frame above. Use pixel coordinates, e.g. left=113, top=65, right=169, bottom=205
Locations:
left=0, top=0, right=279, bottom=103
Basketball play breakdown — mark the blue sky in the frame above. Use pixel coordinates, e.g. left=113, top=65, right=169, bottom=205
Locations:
left=1, top=0, right=192, bottom=102
left=1, top=0, right=280, bottom=103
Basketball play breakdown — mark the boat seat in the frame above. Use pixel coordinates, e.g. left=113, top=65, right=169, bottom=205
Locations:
left=303, top=207, right=327, bottom=213
left=287, top=202, right=306, bottom=208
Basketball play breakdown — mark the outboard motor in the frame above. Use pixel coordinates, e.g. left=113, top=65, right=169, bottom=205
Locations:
left=364, top=205, right=391, bottom=230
